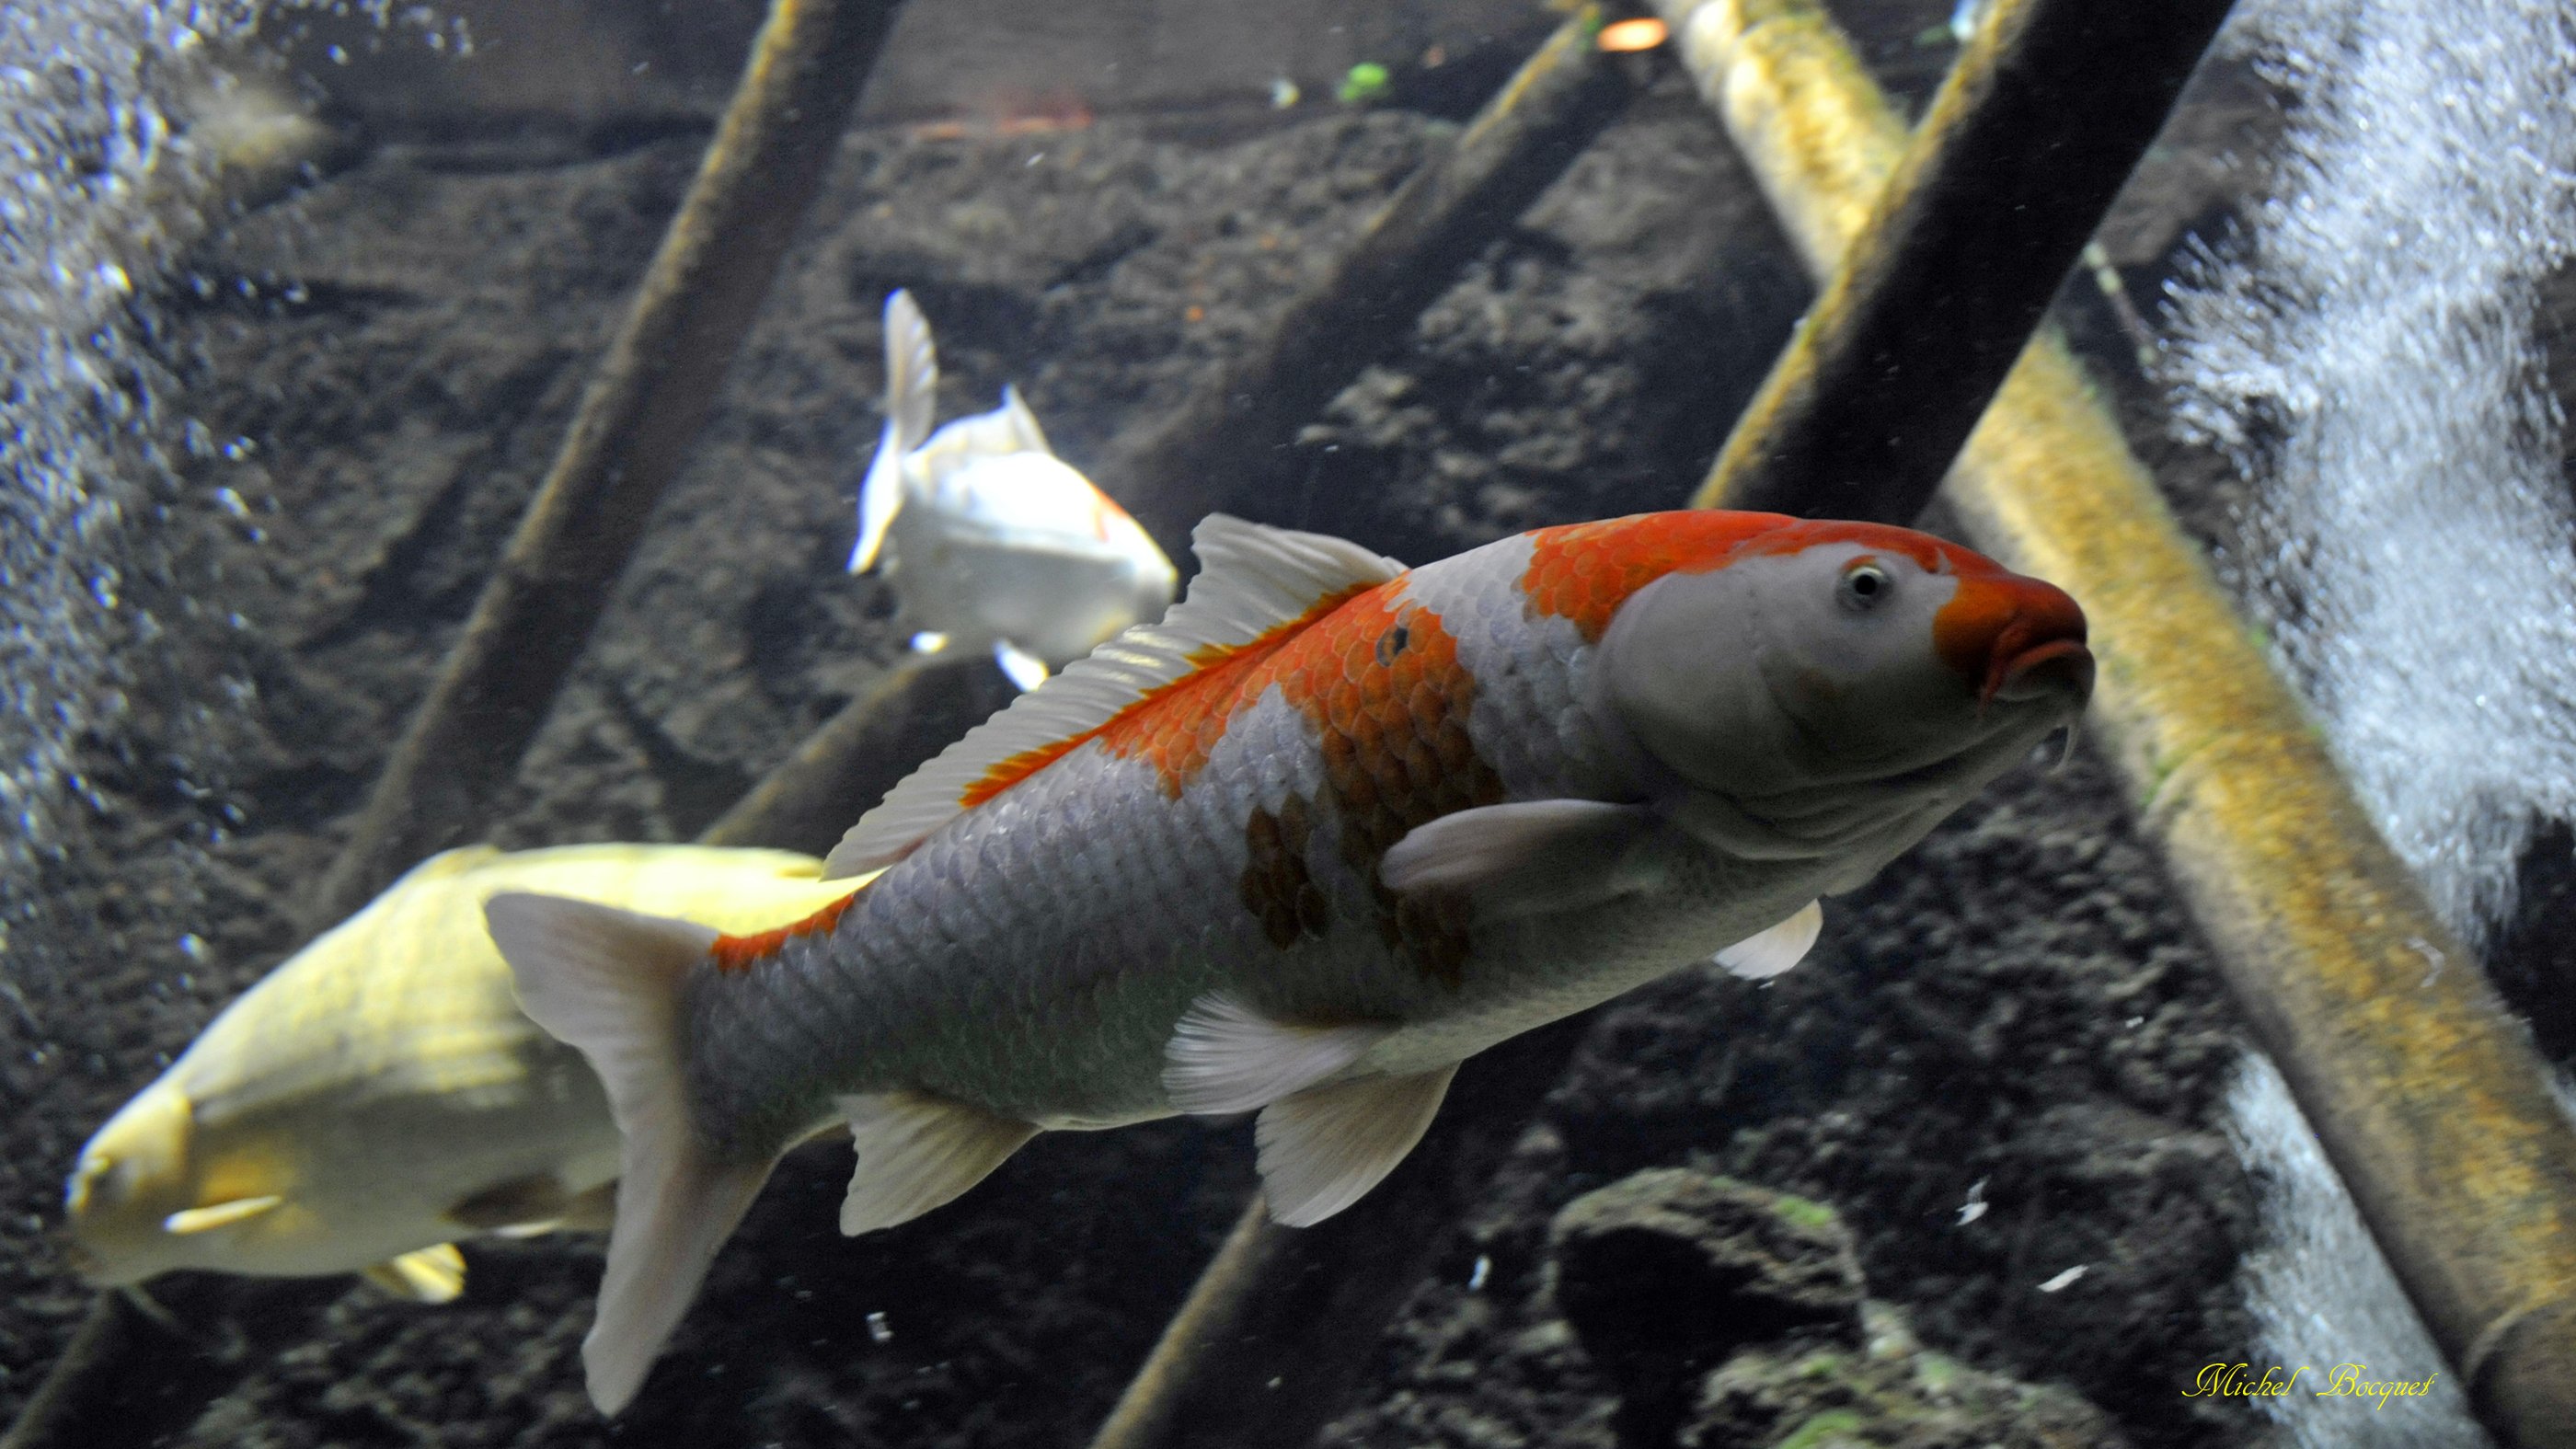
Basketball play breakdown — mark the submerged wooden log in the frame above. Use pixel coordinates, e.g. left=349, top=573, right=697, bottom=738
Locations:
left=1655, top=1, right=2576, bottom=1443
left=305, top=0, right=905, bottom=932
left=1689, top=0, right=2235, bottom=520
left=1108, top=5, right=1637, bottom=550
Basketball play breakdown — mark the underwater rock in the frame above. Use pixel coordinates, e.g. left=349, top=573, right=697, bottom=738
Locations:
left=1548, top=1168, right=2126, bottom=1449
left=1547, top=1169, right=1865, bottom=1445
left=1679, top=1302, right=2127, bottom=1449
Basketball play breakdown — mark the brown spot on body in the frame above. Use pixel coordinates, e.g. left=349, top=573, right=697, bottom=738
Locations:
left=1263, top=590, right=1508, bottom=987
left=1242, top=797, right=1330, bottom=949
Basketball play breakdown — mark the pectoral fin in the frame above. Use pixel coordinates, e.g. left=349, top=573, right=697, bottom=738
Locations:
left=1380, top=799, right=1660, bottom=918
left=1255, top=1064, right=1457, bottom=1226
left=363, top=1244, right=466, bottom=1304
left=1713, top=901, right=1823, bottom=981
left=836, top=1092, right=1038, bottom=1236
left=1162, top=993, right=1391, bottom=1116
left=162, top=1195, right=282, bottom=1236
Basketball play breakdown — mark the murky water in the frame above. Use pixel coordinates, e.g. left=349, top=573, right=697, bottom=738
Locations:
left=4, top=1, right=2572, bottom=1445
left=0, top=2, right=249, bottom=963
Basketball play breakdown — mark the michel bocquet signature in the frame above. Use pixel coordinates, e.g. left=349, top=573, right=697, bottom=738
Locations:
left=2185, top=1363, right=2440, bottom=1409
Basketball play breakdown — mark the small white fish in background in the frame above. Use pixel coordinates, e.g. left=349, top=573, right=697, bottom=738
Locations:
left=1956, top=1176, right=1989, bottom=1226
left=849, top=288, right=1179, bottom=691
left=2037, top=1265, right=2087, bottom=1294
left=63, top=844, right=873, bottom=1303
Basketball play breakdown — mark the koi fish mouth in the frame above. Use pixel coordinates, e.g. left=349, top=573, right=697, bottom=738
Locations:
left=1987, top=637, right=2095, bottom=707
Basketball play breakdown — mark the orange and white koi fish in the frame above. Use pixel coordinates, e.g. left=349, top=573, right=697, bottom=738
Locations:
left=849, top=289, right=1178, bottom=690
left=489, top=511, right=2091, bottom=1412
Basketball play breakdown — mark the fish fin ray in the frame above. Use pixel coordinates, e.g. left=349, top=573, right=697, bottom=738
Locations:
left=851, top=289, right=937, bottom=573
left=483, top=892, right=766, bottom=1415
left=363, top=1243, right=466, bottom=1303
left=835, top=1092, right=1038, bottom=1236
left=1714, top=901, right=1823, bottom=980
left=161, top=1195, right=282, bottom=1235
left=1380, top=799, right=1659, bottom=917
left=1161, top=993, right=1391, bottom=1116
left=919, top=384, right=1050, bottom=464
left=823, top=514, right=1406, bottom=879
left=1255, top=1064, right=1456, bottom=1226
left=997, top=383, right=1052, bottom=454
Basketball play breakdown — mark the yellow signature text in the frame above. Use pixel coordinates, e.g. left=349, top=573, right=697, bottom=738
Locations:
left=2184, top=1363, right=2440, bottom=1409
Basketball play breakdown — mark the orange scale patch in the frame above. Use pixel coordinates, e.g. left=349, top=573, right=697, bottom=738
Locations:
left=709, top=888, right=865, bottom=975
left=960, top=583, right=1380, bottom=807
left=1269, top=590, right=1508, bottom=987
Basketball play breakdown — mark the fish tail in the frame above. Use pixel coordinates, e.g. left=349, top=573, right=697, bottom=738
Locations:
left=484, top=893, right=769, bottom=1416
left=850, top=288, right=937, bottom=573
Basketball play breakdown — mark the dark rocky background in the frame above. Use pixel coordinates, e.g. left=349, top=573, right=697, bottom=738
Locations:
left=0, top=2, right=2352, bottom=1445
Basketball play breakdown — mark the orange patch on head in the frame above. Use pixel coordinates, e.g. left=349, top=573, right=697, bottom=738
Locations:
left=1528, top=513, right=2048, bottom=682
left=1521, top=512, right=1798, bottom=641
left=1731, top=517, right=1964, bottom=573
left=709, top=890, right=864, bottom=975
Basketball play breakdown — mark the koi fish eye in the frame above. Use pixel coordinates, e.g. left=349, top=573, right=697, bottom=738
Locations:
left=1836, top=558, right=1892, bottom=613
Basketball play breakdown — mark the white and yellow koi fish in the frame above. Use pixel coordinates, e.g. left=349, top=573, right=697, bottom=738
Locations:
left=849, top=288, right=1179, bottom=690
left=490, top=511, right=2092, bottom=1411
left=64, top=844, right=872, bottom=1302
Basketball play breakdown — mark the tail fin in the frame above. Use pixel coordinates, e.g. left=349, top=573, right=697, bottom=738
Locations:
left=484, top=893, right=769, bottom=1416
left=850, top=288, right=938, bottom=573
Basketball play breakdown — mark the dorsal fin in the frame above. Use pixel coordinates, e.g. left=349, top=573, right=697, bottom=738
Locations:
left=918, top=384, right=1052, bottom=470
left=822, top=514, right=1405, bottom=879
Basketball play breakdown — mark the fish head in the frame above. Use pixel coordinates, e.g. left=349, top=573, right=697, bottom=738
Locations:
left=63, top=1081, right=200, bottom=1284
left=1593, top=516, right=2090, bottom=832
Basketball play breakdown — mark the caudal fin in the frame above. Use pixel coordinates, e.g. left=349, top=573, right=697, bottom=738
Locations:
left=850, top=288, right=937, bottom=573
left=484, top=893, right=769, bottom=1416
